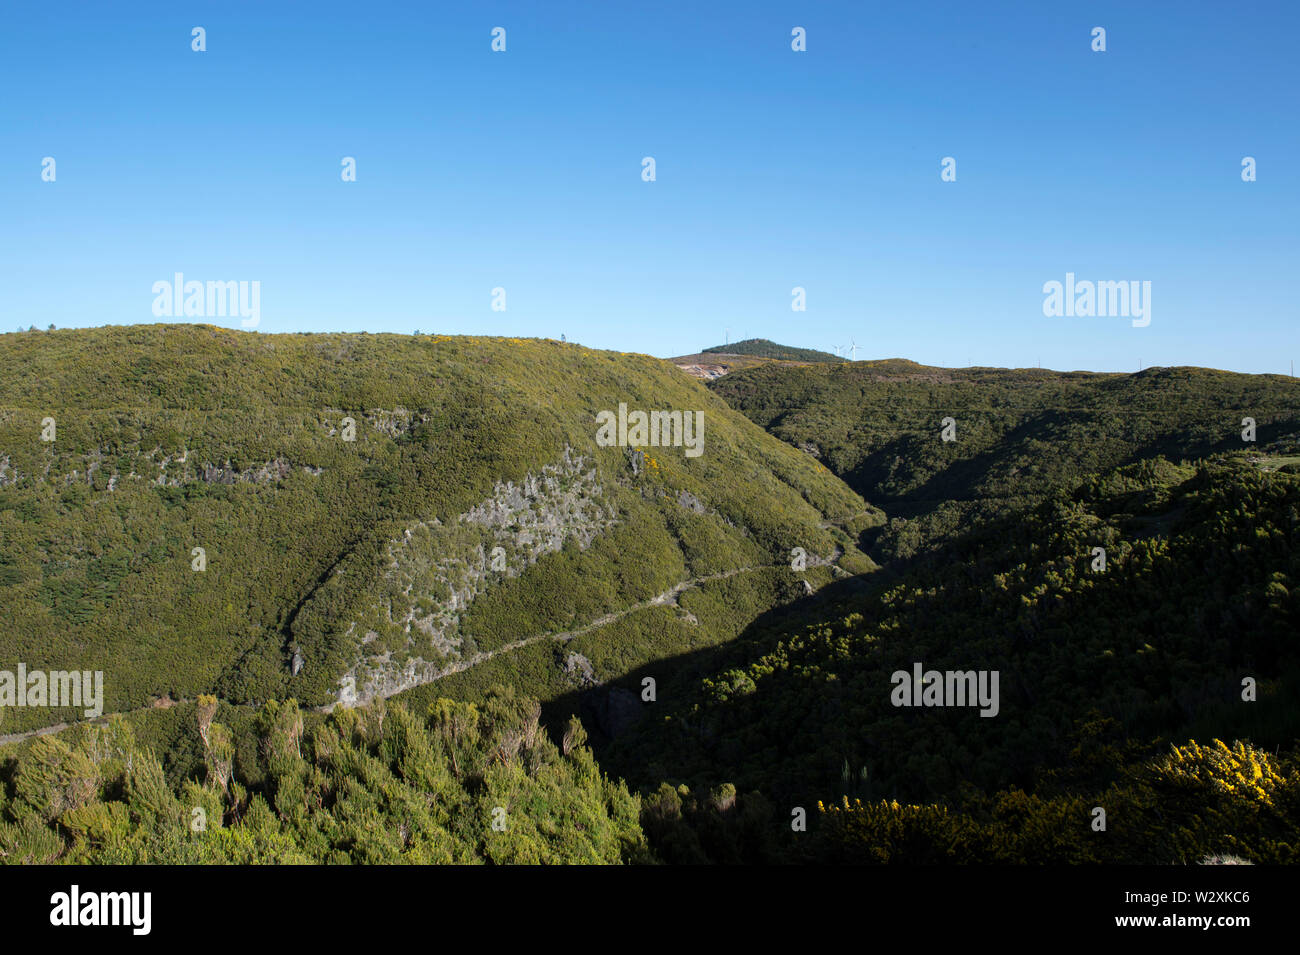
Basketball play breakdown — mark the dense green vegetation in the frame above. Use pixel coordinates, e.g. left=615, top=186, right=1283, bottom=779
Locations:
left=711, top=359, right=1300, bottom=560
left=701, top=338, right=846, bottom=363
left=2, top=328, right=1296, bottom=865
left=605, top=455, right=1300, bottom=862
left=813, top=737, right=1300, bottom=864
left=0, top=325, right=876, bottom=734
left=0, top=689, right=647, bottom=863
left=610, top=455, right=1300, bottom=790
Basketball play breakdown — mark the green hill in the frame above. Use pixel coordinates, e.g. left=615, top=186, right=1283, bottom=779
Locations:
left=700, top=339, right=846, bottom=363
left=709, top=359, right=1300, bottom=560
left=0, top=325, right=879, bottom=737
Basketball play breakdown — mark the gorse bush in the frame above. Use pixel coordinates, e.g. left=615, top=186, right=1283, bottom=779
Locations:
left=814, top=737, right=1300, bottom=864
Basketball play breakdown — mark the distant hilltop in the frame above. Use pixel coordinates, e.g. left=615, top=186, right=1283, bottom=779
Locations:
left=702, top=339, right=847, bottom=363
left=672, top=338, right=846, bottom=380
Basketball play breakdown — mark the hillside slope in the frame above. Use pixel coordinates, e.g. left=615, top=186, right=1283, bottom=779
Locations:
left=710, top=359, right=1300, bottom=559
left=605, top=455, right=1300, bottom=862
left=0, top=325, right=880, bottom=736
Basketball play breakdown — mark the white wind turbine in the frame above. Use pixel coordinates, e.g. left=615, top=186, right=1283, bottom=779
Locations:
left=848, top=339, right=860, bottom=361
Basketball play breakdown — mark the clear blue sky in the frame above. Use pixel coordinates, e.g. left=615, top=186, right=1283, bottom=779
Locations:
left=2, top=1, right=1296, bottom=373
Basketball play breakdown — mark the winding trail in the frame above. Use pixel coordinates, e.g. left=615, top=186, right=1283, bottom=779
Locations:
left=0, top=563, right=797, bottom=746
left=0, top=720, right=78, bottom=748
left=323, top=563, right=774, bottom=713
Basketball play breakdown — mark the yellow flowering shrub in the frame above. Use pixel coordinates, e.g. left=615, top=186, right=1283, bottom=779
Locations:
left=1151, top=739, right=1282, bottom=807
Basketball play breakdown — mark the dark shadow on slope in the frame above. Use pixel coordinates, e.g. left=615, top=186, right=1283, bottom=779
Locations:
left=541, top=571, right=879, bottom=753
left=542, top=461, right=1300, bottom=817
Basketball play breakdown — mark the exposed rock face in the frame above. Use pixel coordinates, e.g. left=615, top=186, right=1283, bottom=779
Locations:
left=338, top=446, right=619, bottom=707
left=150, top=454, right=310, bottom=487
left=803, top=546, right=844, bottom=570
left=190, top=457, right=295, bottom=486
left=563, top=652, right=597, bottom=688
left=676, top=490, right=705, bottom=514
left=672, top=362, right=729, bottom=381
left=0, top=444, right=320, bottom=490
left=460, top=446, right=612, bottom=553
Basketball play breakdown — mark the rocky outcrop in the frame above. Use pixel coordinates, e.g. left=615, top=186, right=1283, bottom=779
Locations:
left=338, top=447, right=619, bottom=706
left=562, top=652, right=597, bottom=688
left=152, top=451, right=318, bottom=487
left=0, top=443, right=321, bottom=490
left=676, top=490, right=705, bottom=514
